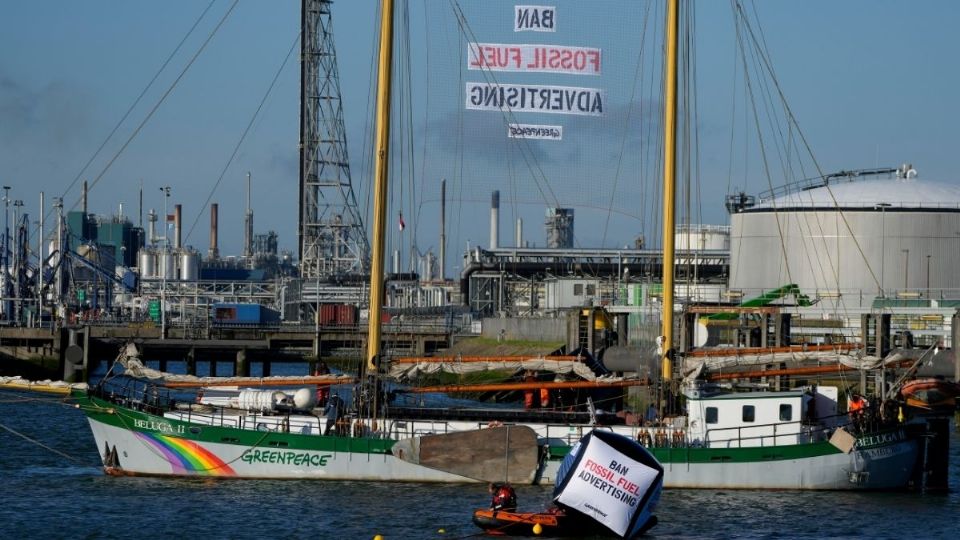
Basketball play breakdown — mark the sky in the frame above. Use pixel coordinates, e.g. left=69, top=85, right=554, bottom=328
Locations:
left=1, top=0, right=959, bottom=277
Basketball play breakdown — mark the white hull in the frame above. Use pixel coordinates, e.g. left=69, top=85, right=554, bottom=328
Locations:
left=87, top=417, right=475, bottom=482
left=88, top=415, right=919, bottom=490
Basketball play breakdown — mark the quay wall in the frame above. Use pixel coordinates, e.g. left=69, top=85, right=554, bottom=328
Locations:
left=481, top=317, right=566, bottom=342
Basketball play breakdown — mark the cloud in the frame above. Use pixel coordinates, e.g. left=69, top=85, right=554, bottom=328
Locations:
left=0, top=71, right=95, bottom=148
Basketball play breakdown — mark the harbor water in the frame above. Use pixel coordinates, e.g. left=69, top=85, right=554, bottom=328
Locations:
left=1, top=384, right=958, bottom=539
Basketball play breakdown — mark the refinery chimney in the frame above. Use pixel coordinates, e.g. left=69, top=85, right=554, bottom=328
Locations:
left=174, top=204, right=182, bottom=249
left=243, top=172, right=253, bottom=259
left=148, top=209, right=157, bottom=245
left=490, top=190, right=500, bottom=250
left=209, top=203, right=219, bottom=259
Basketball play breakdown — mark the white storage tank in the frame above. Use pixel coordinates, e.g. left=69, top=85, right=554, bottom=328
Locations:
left=158, top=248, right=177, bottom=280
left=179, top=250, right=199, bottom=281
left=728, top=168, right=960, bottom=299
left=676, top=224, right=730, bottom=251
left=138, top=249, right=157, bottom=279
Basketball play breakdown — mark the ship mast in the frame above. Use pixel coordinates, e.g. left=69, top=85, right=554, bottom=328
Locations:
left=366, top=0, right=395, bottom=377
left=660, top=0, right=679, bottom=395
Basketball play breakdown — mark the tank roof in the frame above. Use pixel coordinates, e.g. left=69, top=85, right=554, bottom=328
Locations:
left=750, top=177, right=960, bottom=211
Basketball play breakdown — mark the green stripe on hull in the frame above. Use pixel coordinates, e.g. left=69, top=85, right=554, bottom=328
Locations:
left=82, top=395, right=395, bottom=455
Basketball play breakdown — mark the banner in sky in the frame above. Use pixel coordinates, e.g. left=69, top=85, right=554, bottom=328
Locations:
left=514, top=5, right=556, bottom=32
left=466, top=82, right=604, bottom=116
left=507, top=123, right=563, bottom=140
left=555, top=436, right=660, bottom=537
left=467, top=43, right=601, bottom=75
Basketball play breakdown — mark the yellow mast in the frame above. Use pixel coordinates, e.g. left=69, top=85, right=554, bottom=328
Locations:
left=366, top=0, right=395, bottom=375
left=660, top=0, right=679, bottom=383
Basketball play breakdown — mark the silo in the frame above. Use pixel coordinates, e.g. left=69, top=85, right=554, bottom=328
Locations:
left=728, top=170, right=960, bottom=299
left=676, top=224, right=730, bottom=251
left=138, top=248, right=157, bottom=279
left=180, top=250, right=200, bottom=281
left=158, top=248, right=177, bottom=280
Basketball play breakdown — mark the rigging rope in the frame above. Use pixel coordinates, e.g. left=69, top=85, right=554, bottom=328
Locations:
left=66, top=0, right=241, bottom=214
left=37, top=0, right=218, bottom=242
left=183, top=31, right=301, bottom=244
left=0, top=421, right=88, bottom=465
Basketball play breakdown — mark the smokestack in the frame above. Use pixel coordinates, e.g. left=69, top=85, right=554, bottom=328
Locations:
left=490, top=190, right=500, bottom=250
left=439, top=179, right=446, bottom=281
left=82, top=180, right=88, bottom=216
left=174, top=204, right=182, bottom=249
left=209, top=203, right=219, bottom=259
left=243, top=172, right=253, bottom=258
left=516, top=218, right=523, bottom=247
left=148, top=209, right=157, bottom=244
left=392, top=249, right=400, bottom=274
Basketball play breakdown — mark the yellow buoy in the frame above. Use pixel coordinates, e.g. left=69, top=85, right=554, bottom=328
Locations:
left=532, top=523, right=543, bottom=535
left=373, top=535, right=384, bottom=540
left=438, top=529, right=445, bottom=534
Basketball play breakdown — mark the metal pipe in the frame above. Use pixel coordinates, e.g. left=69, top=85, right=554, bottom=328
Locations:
left=516, top=218, right=523, bottom=248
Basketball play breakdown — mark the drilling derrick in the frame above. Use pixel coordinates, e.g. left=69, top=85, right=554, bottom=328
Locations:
left=299, top=0, right=368, bottom=279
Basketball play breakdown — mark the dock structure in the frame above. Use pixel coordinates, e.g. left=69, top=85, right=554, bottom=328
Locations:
left=0, top=323, right=452, bottom=382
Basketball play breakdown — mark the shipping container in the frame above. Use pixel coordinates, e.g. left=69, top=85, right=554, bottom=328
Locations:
left=317, top=303, right=358, bottom=326
left=211, top=302, right=280, bottom=325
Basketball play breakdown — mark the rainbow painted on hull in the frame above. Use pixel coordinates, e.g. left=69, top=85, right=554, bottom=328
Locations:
left=135, top=432, right=236, bottom=476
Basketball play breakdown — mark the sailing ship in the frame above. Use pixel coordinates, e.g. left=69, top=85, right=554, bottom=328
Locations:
left=73, top=0, right=931, bottom=490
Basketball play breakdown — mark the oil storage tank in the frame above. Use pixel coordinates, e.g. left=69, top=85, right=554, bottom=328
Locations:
left=727, top=167, right=960, bottom=299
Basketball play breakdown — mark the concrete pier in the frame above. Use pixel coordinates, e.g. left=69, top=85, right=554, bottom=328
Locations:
left=0, top=323, right=452, bottom=381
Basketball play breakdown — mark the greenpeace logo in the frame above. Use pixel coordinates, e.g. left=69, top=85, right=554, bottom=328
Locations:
left=241, top=450, right=332, bottom=467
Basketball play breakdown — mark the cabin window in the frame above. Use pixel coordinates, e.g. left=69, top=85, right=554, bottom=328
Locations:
left=742, top=405, right=755, bottom=422
left=705, top=407, right=718, bottom=424
left=779, top=404, right=793, bottom=422
left=573, top=284, right=584, bottom=296
left=586, top=284, right=596, bottom=296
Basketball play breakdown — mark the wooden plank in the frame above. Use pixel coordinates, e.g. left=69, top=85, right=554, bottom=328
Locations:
left=392, top=425, right=539, bottom=484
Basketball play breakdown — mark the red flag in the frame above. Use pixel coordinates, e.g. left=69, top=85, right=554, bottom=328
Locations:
left=398, top=212, right=406, bottom=231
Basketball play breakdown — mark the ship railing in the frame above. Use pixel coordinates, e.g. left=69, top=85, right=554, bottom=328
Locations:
left=701, top=414, right=852, bottom=448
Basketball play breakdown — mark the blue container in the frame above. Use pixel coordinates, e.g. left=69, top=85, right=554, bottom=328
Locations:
left=211, top=303, right=279, bottom=324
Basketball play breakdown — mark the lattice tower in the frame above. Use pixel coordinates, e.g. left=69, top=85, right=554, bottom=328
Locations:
left=299, top=0, right=368, bottom=279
